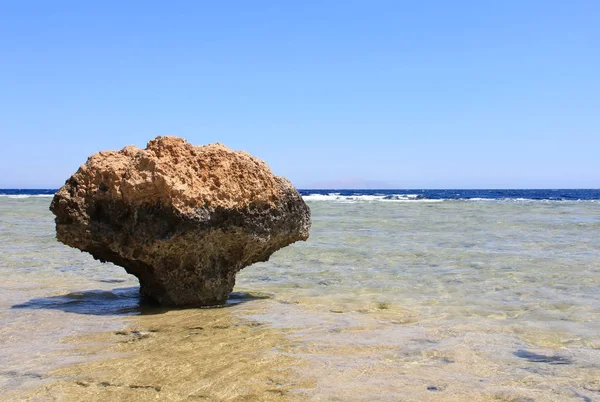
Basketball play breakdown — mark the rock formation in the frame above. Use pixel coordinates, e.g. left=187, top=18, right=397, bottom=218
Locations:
left=50, top=136, right=310, bottom=306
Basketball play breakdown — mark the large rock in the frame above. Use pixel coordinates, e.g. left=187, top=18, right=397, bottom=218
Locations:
left=50, top=136, right=310, bottom=306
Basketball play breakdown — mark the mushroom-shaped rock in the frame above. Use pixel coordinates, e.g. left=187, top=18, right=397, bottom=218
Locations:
left=50, top=136, right=311, bottom=306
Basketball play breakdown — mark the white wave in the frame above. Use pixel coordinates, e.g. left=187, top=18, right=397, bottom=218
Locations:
left=0, top=194, right=55, bottom=198
left=302, top=194, right=598, bottom=203
left=302, top=194, right=442, bottom=203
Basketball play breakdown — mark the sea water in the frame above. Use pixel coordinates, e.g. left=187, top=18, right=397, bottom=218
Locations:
left=1, top=190, right=599, bottom=401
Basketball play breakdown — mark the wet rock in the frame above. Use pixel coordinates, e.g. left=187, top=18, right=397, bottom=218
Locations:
left=50, top=136, right=310, bottom=306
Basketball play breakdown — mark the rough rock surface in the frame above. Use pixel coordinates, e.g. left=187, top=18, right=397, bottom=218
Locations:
left=50, top=136, right=310, bottom=306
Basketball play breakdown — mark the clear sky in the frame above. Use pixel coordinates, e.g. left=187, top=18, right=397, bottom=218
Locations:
left=1, top=1, right=598, bottom=189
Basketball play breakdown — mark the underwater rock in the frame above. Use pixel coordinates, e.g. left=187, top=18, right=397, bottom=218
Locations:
left=50, top=136, right=310, bottom=306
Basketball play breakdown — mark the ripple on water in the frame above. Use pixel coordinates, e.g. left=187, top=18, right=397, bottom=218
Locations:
left=1, top=197, right=600, bottom=400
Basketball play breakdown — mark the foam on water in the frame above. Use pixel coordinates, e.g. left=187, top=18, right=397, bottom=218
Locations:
left=302, top=193, right=443, bottom=202
left=299, top=189, right=600, bottom=204
left=301, top=194, right=598, bottom=204
left=0, top=194, right=55, bottom=199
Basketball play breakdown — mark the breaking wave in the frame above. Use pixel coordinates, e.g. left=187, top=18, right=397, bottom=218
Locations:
left=0, top=194, right=55, bottom=199
left=302, top=193, right=443, bottom=203
left=300, top=189, right=600, bottom=203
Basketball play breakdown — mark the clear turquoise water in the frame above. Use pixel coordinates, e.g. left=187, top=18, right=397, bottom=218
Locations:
left=1, top=196, right=599, bottom=400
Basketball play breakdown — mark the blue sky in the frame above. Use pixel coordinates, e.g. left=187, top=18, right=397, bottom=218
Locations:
left=1, top=1, right=598, bottom=189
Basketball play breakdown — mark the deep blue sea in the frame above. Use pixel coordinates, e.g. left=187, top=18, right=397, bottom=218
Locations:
left=2, top=188, right=600, bottom=200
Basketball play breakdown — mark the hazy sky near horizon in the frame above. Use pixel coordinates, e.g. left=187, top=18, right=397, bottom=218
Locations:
left=1, top=1, right=598, bottom=189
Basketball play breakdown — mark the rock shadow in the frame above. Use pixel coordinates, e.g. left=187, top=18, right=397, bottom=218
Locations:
left=514, top=349, right=573, bottom=365
left=11, top=288, right=271, bottom=316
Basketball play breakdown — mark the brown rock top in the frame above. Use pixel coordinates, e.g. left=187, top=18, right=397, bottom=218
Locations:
left=69, top=136, right=284, bottom=211
left=50, top=136, right=311, bottom=306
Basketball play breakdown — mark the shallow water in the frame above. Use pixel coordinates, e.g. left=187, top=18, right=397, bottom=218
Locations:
left=1, top=196, right=599, bottom=401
